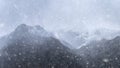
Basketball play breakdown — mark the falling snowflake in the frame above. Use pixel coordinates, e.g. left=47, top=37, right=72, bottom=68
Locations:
left=103, top=58, right=109, bottom=63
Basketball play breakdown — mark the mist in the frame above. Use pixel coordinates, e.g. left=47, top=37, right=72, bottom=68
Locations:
left=0, top=0, right=120, bottom=38
left=1, top=1, right=120, bottom=67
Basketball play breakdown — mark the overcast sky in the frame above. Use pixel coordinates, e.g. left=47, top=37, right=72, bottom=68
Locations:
left=0, top=0, right=120, bottom=36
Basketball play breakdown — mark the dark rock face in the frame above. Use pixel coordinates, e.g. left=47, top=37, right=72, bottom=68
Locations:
left=0, top=24, right=83, bottom=68
left=78, top=36, right=120, bottom=68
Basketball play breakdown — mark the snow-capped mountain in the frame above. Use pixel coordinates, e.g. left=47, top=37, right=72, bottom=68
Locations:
left=77, top=36, right=120, bottom=68
left=0, top=24, right=84, bottom=68
left=91, top=28, right=120, bottom=40
left=54, top=28, right=120, bottom=49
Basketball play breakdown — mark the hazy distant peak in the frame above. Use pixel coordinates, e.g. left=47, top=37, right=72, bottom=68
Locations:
left=14, top=24, right=44, bottom=32
left=15, top=24, right=31, bottom=32
left=34, top=25, right=44, bottom=30
left=18, top=24, right=27, bottom=27
left=9, top=24, right=53, bottom=40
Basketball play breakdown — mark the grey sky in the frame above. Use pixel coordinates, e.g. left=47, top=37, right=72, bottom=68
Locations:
left=0, top=0, right=120, bottom=36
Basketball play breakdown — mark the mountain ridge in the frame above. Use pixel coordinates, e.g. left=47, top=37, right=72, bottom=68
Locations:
left=0, top=24, right=84, bottom=68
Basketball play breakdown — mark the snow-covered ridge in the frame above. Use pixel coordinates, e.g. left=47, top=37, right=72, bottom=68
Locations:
left=54, top=28, right=120, bottom=49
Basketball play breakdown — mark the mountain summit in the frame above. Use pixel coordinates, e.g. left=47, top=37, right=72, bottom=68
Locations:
left=13, top=24, right=51, bottom=38
left=15, top=24, right=45, bottom=32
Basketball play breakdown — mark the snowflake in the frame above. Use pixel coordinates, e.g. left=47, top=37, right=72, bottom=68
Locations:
left=51, top=66, right=54, bottom=68
left=103, top=58, right=109, bottom=63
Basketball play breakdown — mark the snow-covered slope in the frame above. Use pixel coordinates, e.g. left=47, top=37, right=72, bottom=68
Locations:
left=54, top=31, right=88, bottom=49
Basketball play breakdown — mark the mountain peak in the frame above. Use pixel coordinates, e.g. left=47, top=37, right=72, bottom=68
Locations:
left=15, top=24, right=31, bottom=32
left=14, top=24, right=45, bottom=32
left=34, top=25, right=44, bottom=30
left=11, top=24, right=52, bottom=39
left=15, top=24, right=45, bottom=32
left=18, top=24, right=27, bottom=27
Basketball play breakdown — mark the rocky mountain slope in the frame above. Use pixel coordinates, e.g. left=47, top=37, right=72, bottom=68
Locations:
left=0, top=24, right=84, bottom=68
left=78, top=36, right=120, bottom=68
